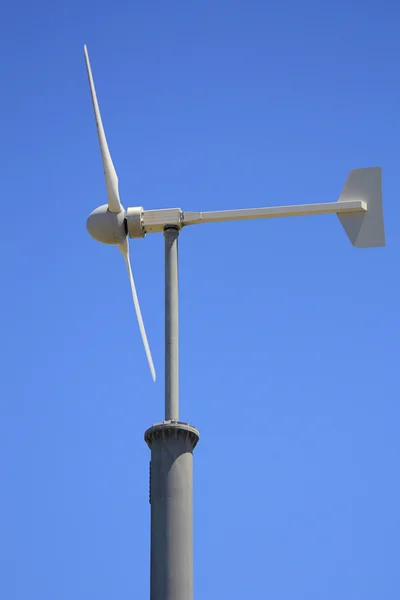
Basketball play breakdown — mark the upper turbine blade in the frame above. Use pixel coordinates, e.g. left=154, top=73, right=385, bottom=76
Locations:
left=84, top=45, right=123, bottom=214
left=119, top=239, right=156, bottom=382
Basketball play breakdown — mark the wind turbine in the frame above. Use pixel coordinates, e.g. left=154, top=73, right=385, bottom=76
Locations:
left=83, top=45, right=385, bottom=600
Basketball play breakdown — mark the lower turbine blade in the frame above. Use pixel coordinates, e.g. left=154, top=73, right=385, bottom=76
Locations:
left=119, top=239, right=156, bottom=382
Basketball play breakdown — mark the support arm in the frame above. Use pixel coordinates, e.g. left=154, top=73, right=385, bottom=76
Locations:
left=126, top=168, right=384, bottom=248
left=182, top=200, right=366, bottom=226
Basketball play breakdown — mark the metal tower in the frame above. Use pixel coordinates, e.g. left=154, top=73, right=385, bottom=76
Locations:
left=144, top=226, right=199, bottom=600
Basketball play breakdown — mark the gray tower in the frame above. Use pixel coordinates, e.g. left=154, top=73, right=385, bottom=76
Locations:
left=145, top=422, right=199, bottom=600
left=145, top=226, right=199, bottom=600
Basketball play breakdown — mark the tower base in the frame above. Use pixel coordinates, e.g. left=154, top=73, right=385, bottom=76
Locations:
left=145, top=421, right=199, bottom=600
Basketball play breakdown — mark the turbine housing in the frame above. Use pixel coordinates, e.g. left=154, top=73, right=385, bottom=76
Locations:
left=86, top=204, right=127, bottom=245
left=126, top=206, right=146, bottom=238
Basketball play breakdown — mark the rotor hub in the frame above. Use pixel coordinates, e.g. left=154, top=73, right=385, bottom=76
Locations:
left=86, top=204, right=127, bottom=245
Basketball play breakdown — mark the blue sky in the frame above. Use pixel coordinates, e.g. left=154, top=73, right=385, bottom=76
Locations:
left=1, top=1, right=399, bottom=598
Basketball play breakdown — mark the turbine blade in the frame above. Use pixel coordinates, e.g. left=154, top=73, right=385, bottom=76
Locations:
left=119, top=239, right=156, bottom=382
left=84, top=45, right=123, bottom=214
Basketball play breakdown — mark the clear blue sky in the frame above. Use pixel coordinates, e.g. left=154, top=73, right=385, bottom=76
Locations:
left=1, top=1, right=399, bottom=598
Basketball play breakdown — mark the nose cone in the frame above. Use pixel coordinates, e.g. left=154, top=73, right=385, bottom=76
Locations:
left=86, top=204, right=126, bottom=245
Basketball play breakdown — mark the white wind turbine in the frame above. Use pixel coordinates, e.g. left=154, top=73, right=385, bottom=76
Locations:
left=83, top=45, right=385, bottom=600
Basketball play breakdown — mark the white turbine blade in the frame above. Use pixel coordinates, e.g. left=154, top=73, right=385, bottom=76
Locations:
left=84, top=45, right=123, bottom=214
left=119, top=239, right=156, bottom=382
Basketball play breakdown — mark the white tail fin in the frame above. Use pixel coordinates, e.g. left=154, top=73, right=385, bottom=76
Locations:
left=338, top=167, right=385, bottom=248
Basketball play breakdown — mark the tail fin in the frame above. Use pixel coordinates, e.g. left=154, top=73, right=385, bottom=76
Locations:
left=338, top=167, right=385, bottom=248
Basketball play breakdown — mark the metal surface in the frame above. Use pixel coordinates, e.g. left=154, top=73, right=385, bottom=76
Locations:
left=145, top=422, right=199, bottom=600
left=182, top=199, right=366, bottom=226
left=123, top=169, right=385, bottom=250
left=143, top=209, right=183, bottom=233
left=126, top=206, right=145, bottom=239
left=338, top=167, right=385, bottom=247
left=164, top=227, right=179, bottom=422
left=86, top=204, right=126, bottom=245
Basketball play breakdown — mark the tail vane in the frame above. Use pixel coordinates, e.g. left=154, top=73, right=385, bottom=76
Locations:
left=338, top=167, right=385, bottom=248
